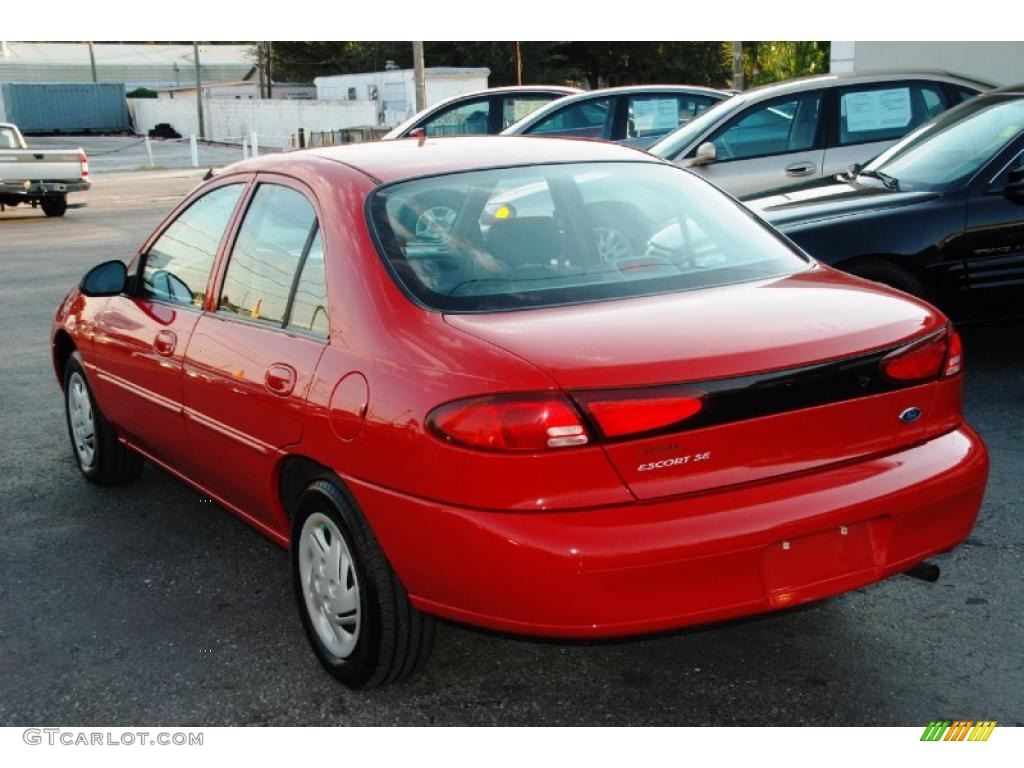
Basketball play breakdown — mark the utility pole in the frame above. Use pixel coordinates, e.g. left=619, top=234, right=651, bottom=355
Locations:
left=256, top=42, right=266, bottom=99
left=412, top=41, right=426, bottom=112
left=87, top=41, right=98, bottom=83
left=266, top=41, right=273, bottom=99
left=514, top=41, right=523, bottom=85
left=732, top=41, right=744, bottom=91
left=193, top=42, right=205, bottom=138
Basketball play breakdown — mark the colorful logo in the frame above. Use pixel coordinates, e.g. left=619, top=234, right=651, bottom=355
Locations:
left=921, top=721, right=997, bottom=741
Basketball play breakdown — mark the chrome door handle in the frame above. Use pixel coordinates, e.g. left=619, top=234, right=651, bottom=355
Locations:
left=154, top=330, right=177, bottom=356
left=785, top=161, right=816, bottom=177
left=265, top=364, right=296, bottom=397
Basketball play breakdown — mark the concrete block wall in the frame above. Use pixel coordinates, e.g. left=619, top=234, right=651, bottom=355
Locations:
left=128, top=98, right=378, bottom=148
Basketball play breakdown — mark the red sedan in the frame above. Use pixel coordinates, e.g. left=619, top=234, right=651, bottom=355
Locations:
left=52, top=137, right=988, bottom=689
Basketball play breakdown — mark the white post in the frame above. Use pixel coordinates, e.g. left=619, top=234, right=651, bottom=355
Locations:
left=190, top=134, right=198, bottom=167
left=250, top=131, right=258, bottom=157
left=242, top=136, right=249, bottom=160
left=145, top=136, right=154, bottom=168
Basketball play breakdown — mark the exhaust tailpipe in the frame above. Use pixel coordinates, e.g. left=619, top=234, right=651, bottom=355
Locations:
left=904, top=561, right=940, bottom=582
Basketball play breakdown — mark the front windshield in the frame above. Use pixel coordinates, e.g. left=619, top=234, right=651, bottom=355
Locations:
left=864, top=95, right=1024, bottom=191
left=647, top=95, right=741, bottom=160
left=368, top=161, right=809, bottom=312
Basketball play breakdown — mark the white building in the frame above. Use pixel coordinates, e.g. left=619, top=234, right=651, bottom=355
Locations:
left=315, top=66, right=490, bottom=126
left=831, top=42, right=1024, bottom=87
left=0, top=42, right=254, bottom=90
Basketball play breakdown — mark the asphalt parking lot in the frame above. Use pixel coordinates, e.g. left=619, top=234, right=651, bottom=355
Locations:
left=0, top=172, right=1021, bottom=726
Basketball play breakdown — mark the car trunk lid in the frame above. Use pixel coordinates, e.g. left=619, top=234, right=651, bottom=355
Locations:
left=444, top=267, right=954, bottom=499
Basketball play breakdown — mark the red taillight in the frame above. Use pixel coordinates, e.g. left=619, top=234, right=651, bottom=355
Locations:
left=582, top=394, right=703, bottom=438
left=427, top=394, right=589, bottom=452
left=881, top=327, right=961, bottom=383
left=571, top=387, right=705, bottom=440
left=80, top=151, right=89, bottom=178
left=945, top=329, right=962, bottom=376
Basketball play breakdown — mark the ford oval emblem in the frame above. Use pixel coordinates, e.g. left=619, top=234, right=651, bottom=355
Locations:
left=900, top=407, right=922, bottom=423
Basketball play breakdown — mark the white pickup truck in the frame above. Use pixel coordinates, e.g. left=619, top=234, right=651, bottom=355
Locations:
left=1, top=122, right=89, bottom=217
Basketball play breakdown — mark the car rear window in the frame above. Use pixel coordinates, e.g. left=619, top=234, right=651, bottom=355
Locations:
left=367, top=161, right=809, bottom=312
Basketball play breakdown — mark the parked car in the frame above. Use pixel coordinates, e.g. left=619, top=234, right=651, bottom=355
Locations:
left=743, top=84, right=1024, bottom=321
left=382, top=86, right=581, bottom=139
left=53, top=137, right=988, bottom=689
left=0, top=122, right=89, bottom=217
left=501, top=85, right=730, bottom=148
left=648, top=71, right=991, bottom=197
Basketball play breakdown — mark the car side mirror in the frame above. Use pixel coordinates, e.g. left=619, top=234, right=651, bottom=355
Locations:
left=691, top=141, right=717, bottom=167
left=1003, top=166, right=1024, bottom=201
left=80, top=260, right=127, bottom=297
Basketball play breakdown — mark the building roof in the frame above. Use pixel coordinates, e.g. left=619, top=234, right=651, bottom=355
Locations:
left=0, top=43, right=254, bottom=89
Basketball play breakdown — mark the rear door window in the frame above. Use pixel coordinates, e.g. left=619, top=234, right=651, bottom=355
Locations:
left=711, top=92, right=823, bottom=160
left=218, top=184, right=321, bottom=329
left=285, top=230, right=329, bottom=338
left=422, top=98, right=492, bottom=137
left=837, top=82, right=949, bottom=146
left=0, top=126, right=20, bottom=148
left=524, top=98, right=614, bottom=139
left=141, top=183, right=245, bottom=308
left=627, top=94, right=717, bottom=141
left=502, top=95, right=557, bottom=129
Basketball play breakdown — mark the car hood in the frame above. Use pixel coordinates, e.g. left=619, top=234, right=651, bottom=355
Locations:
left=443, top=266, right=944, bottom=389
left=746, top=180, right=940, bottom=229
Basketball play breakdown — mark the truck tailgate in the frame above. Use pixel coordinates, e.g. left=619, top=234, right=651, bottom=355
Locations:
left=0, top=150, right=83, bottom=182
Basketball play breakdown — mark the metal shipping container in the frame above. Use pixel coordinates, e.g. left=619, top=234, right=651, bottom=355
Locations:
left=0, top=83, right=130, bottom=133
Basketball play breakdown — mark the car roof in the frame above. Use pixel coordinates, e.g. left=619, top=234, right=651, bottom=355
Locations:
left=454, top=85, right=583, bottom=96
left=990, top=82, right=1024, bottom=95
left=555, top=84, right=729, bottom=98
left=733, top=69, right=993, bottom=103
left=238, top=136, right=661, bottom=184
left=382, top=85, right=583, bottom=139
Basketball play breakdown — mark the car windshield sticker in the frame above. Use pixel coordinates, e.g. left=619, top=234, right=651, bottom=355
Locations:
left=843, top=88, right=912, bottom=132
left=634, top=98, right=681, bottom=133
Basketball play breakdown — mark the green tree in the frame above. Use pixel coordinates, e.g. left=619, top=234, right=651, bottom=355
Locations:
left=561, top=42, right=729, bottom=88
left=740, top=41, right=831, bottom=87
left=268, top=41, right=730, bottom=89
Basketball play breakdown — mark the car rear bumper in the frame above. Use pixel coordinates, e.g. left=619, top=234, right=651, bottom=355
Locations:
left=0, top=180, right=90, bottom=196
left=349, top=425, right=988, bottom=638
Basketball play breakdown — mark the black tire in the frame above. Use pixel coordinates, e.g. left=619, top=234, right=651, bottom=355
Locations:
left=41, top=194, right=68, bottom=218
left=844, top=258, right=930, bottom=301
left=63, top=352, right=144, bottom=485
left=291, top=479, right=435, bottom=689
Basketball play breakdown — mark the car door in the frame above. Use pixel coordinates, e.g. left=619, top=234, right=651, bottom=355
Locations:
left=823, top=80, right=954, bottom=178
left=622, top=92, right=719, bottom=148
left=959, top=143, right=1024, bottom=318
left=89, top=181, right=247, bottom=464
left=181, top=177, right=329, bottom=533
left=696, top=90, right=825, bottom=197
